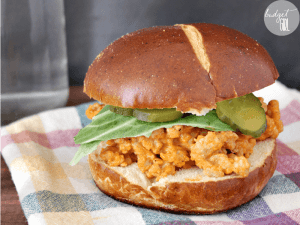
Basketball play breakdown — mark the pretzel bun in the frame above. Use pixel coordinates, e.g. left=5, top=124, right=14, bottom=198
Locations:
left=88, top=138, right=277, bottom=214
left=84, top=23, right=279, bottom=115
left=84, top=23, right=280, bottom=214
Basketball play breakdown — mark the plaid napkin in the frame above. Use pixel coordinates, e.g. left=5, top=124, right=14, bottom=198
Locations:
left=2, top=81, right=300, bottom=225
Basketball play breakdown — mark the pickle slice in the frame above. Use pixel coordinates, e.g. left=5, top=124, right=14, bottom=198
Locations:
left=133, top=108, right=183, bottom=122
left=109, top=106, right=133, bottom=116
left=216, top=93, right=266, bottom=138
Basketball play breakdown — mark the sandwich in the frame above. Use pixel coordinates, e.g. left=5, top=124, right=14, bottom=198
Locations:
left=70, top=23, right=283, bottom=214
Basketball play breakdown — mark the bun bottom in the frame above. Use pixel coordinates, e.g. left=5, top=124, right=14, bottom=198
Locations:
left=88, top=138, right=277, bottom=214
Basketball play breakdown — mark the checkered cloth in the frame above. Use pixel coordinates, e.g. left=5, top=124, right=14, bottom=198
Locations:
left=2, top=81, right=300, bottom=225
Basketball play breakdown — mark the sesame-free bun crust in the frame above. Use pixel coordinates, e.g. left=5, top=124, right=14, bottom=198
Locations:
left=88, top=138, right=277, bottom=214
left=84, top=23, right=279, bottom=115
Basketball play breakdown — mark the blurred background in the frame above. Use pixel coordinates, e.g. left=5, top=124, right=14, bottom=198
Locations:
left=65, top=0, right=300, bottom=87
left=2, top=0, right=300, bottom=125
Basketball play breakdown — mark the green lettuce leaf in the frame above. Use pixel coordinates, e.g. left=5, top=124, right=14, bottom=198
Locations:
left=70, top=105, right=234, bottom=165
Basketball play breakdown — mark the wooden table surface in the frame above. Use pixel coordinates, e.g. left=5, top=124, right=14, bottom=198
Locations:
left=1, top=86, right=92, bottom=225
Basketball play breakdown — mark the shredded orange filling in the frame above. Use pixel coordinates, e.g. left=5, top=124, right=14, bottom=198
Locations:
left=256, top=99, right=283, bottom=141
left=86, top=103, right=105, bottom=119
left=89, top=99, right=283, bottom=181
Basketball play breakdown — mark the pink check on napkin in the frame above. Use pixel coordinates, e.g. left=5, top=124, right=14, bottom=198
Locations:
left=1, top=80, right=300, bottom=225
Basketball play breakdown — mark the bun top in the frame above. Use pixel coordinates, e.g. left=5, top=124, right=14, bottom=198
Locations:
left=84, top=23, right=279, bottom=115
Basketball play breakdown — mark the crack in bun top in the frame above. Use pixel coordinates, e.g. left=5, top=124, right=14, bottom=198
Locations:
left=84, top=23, right=279, bottom=116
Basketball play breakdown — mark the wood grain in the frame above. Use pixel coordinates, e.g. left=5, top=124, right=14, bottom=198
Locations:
left=1, top=156, right=28, bottom=225
left=66, top=86, right=93, bottom=107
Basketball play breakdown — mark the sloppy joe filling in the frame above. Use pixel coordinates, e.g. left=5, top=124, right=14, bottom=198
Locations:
left=87, top=98, right=283, bottom=181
